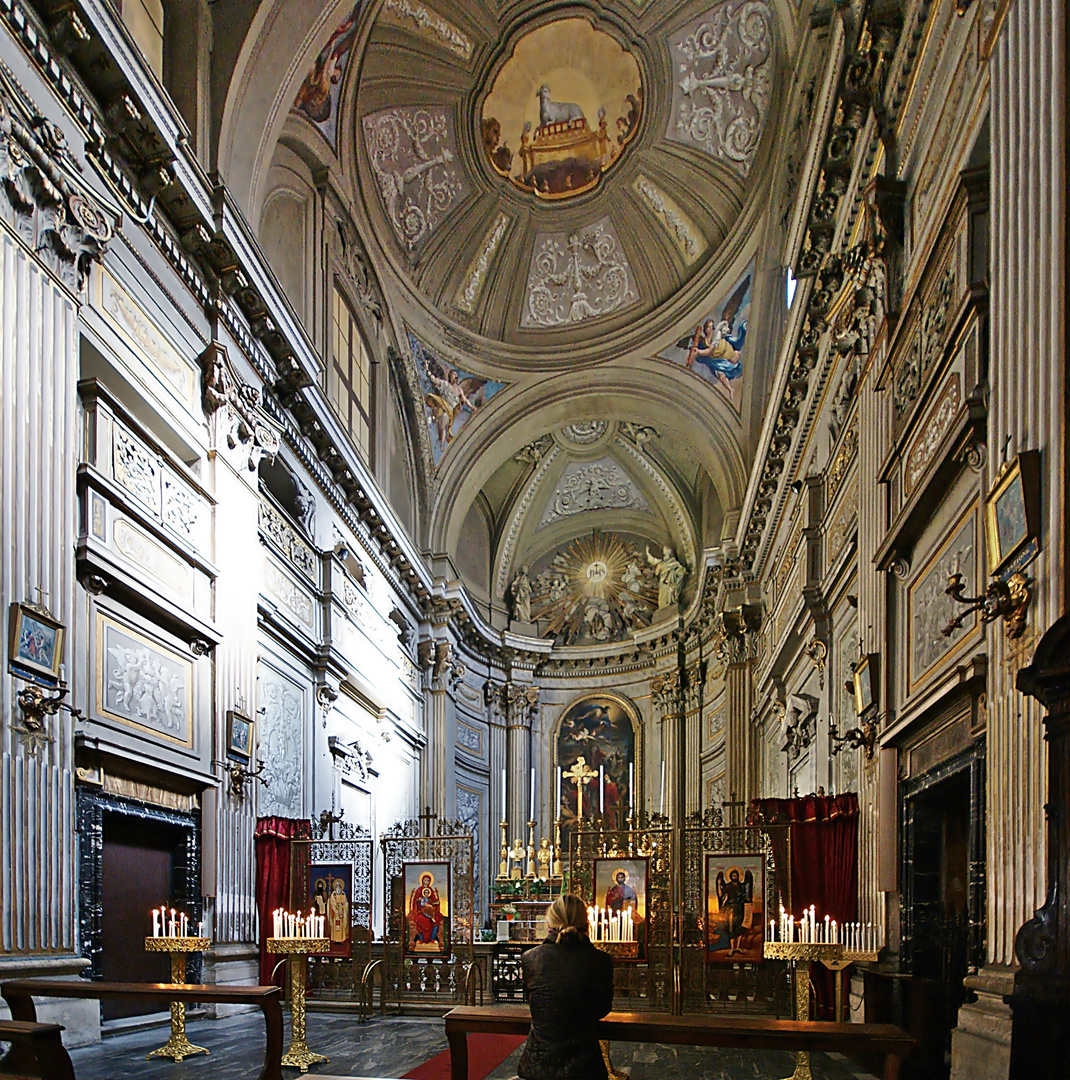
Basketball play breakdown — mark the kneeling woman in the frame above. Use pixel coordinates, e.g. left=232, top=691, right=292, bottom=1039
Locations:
left=517, top=894, right=614, bottom=1080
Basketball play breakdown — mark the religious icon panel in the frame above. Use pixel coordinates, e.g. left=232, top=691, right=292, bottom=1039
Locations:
left=403, top=861, right=451, bottom=959
left=593, top=857, right=648, bottom=961
left=704, top=853, right=765, bottom=963
left=310, top=862, right=352, bottom=959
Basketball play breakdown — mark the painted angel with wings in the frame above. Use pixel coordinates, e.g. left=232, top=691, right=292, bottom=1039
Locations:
left=678, top=275, right=750, bottom=402
left=423, top=356, right=489, bottom=448
left=715, top=866, right=755, bottom=956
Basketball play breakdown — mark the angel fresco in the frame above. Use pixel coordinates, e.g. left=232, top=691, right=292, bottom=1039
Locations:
left=408, top=334, right=503, bottom=463
left=660, top=266, right=752, bottom=404
left=293, top=5, right=360, bottom=133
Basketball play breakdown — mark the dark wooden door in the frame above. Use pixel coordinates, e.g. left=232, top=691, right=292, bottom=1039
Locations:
left=100, top=814, right=176, bottom=1019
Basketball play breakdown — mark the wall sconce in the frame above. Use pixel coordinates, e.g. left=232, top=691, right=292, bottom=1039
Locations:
left=943, top=571, right=1032, bottom=639
left=16, top=680, right=82, bottom=754
left=213, top=758, right=268, bottom=800
left=829, top=716, right=878, bottom=760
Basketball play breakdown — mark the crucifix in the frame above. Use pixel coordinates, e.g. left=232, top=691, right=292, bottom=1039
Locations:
left=563, top=756, right=598, bottom=822
left=418, top=805, right=438, bottom=836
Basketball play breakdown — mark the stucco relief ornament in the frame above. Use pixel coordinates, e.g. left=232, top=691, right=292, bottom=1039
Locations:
left=199, top=343, right=280, bottom=470
left=669, top=2, right=773, bottom=176
left=362, top=106, right=466, bottom=252
left=522, top=217, right=637, bottom=328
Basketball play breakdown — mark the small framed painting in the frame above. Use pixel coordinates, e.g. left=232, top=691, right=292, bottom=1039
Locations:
left=310, top=862, right=352, bottom=959
left=984, top=451, right=1040, bottom=576
left=9, top=602, right=64, bottom=683
left=705, top=853, right=765, bottom=963
left=227, top=709, right=253, bottom=761
left=853, top=653, right=878, bottom=717
left=403, top=862, right=451, bottom=959
left=593, top=857, right=649, bottom=961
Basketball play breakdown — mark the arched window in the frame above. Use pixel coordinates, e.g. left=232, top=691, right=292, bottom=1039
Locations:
left=328, top=284, right=373, bottom=463
left=119, top=0, right=164, bottom=77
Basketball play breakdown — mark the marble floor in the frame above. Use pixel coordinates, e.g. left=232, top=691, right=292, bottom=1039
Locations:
left=66, top=1011, right=882, bottom=1080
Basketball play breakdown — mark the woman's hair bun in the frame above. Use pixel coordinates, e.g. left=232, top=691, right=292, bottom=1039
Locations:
left=545, top=894, right=589, bottom=944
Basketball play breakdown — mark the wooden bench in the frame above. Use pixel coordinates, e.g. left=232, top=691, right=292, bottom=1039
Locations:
left=1, top=980, right=283, bottom=1080
left=444, top=1004, right=914, bottom=1080
left=0, top=1020, right=76, bottom=1080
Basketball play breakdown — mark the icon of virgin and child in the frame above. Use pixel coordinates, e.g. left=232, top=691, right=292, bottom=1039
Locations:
left=405, top=866, right=450, bottom=956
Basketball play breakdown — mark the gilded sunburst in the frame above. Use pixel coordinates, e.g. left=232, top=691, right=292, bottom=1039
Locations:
left=531, top=532, right=660, bottom=645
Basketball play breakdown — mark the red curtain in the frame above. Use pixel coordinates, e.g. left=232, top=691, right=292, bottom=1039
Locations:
left=254, top=816, right=311, bottom=986
left=749, top=794, right=860, bottom=1019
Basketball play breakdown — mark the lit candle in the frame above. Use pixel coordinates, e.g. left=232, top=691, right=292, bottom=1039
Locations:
left=502, top=769, right=507, bottom=821
left=831, top=920, right=837, bottom=944
left=530, top=767, right=536, bottom=821
left=824, top=914, right=830, bottom=943
left=769, top=919, right=775, bottom=942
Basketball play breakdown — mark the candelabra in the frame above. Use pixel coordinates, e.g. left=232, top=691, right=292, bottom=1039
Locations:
left=144, top=935, right=211, bottom=1061
left=15, top=681, right=82, bottom=753
left=943, top=570, right=1031, bottom=639
left=829, top=717, right=878, bottom=760
left=765, top=941, right=844, bottom=1080
left=213, top=758, right=268, bottom=800
left=498, top=820, right=509, bottom=879
left=526, top=820, right=537, bottom=878
left=267, top=936, right=331, bottom=1071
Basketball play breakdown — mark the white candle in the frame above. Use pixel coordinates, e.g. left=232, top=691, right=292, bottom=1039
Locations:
left=530, top=767, right=536, bottom=821
left=659, top=760, right=666, bottom=816
left=628, top=762, right=635, bottom=817
left=556, top=768, right=562, bottom=816
left=599, top=765, right=605, bottom=813
left=152, top=910, right=159, bottom=937
left=502, top=769, right=507, bottom=821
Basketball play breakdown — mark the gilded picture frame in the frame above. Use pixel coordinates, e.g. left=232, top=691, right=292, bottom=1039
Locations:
left=984, top=450, right=1040, bottom=576
left=853, top=653, right=878, bottom=717
left=9, top=602, right=64, bottom=683
left=227, top=709, right=253, bottom=761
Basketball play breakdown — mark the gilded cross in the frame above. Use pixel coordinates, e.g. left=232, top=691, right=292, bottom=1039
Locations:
left=563, top=756, right=598, bottom=821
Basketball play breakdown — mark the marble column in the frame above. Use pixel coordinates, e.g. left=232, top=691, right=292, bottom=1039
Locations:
left=652, top=668, right=683, bottom=823
left=424, top=641, right=458, bottom=821
left=504, top=683, right=538, bottom=840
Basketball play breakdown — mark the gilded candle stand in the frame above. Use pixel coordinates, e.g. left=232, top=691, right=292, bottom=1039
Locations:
left=143, top=936, right=211, bottom=1061
left=267, top=936, right=331, bottom=1071
left=764, top=942, right=844, bottom=1080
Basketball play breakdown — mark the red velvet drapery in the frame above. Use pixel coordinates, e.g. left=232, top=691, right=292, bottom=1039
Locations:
left=749, top=793, right=860, bottom=1019
left=254, top=816, right=311, bottom=986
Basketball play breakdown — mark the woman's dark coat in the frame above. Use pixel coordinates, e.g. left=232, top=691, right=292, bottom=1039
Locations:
left=517, top=935, right=614, bottom=1080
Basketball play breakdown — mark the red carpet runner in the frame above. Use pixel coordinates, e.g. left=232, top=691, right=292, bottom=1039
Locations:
left=402, top=1034, right=527, bottom=1080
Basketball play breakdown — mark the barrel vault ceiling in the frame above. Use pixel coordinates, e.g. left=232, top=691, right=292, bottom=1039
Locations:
left=220, top=0, right=812, bottom=641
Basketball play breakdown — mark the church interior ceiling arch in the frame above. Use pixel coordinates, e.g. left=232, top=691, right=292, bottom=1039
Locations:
left=226, top=0, right=802, bottom=639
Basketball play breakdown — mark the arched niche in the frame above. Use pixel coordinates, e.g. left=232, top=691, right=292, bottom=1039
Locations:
left=553, top=692, right=641, bottom=853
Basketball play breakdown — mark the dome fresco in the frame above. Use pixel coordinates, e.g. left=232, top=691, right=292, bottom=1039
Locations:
left=480, top=18, right=643, bottom=201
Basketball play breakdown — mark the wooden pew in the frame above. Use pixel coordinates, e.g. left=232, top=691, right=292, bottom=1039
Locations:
left=0, top=981, right=283, bottom=1080
left=0, top=1020, right=76, bottom=1080
left=443, top=1004, right=914, bottom=1080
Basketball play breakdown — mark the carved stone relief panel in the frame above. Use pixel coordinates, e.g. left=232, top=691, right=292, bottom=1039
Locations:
left=263, top=559, right=316, bottom=630
left=257, top=662, right=305, bottom=818
left=538, top=457, right=649, bottom=527
left=521, top=216, right=638, bottom=329
left=908, top=507, right=979, bottom=691
left=96, top=611, right=194, bottom=747
left=259, top=498, right=317, bottom=582
left=456, top=719, right=484, bottom=757
left=666, top=2, right=775, bottom=176
left=455, top=783, right=482, bottom=923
